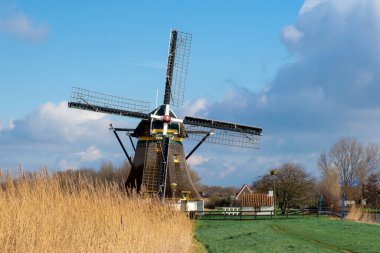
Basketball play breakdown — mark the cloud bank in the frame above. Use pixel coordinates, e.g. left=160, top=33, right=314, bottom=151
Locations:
left=184, top=0, right=380, bottom=185
left=0, top=102, right=128, bottom=171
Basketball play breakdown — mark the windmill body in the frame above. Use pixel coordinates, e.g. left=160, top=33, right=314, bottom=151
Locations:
left=68, top=30, right=262, bottom=200
left=127, top=105, right=200, bottom=198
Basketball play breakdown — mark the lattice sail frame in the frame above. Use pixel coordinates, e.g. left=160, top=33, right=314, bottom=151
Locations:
left=170, top=31, right=192, bottom=107
left=70, top=87, right=150, bottom=114
left=185, top=124, right=261, bottom=149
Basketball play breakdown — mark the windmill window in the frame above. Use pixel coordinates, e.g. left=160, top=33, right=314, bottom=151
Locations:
left=173, top=154, right=180, bottom=163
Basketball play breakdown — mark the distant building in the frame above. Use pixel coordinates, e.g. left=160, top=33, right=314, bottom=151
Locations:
left=235, top=184, right=274, bottom=215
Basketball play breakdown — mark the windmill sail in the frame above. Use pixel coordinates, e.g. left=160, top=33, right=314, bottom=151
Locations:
left=163, top=30, right=191, bottom=107
left=184, top=116, right=262, bottom=149
left=69, top=87, right=150, bottom=119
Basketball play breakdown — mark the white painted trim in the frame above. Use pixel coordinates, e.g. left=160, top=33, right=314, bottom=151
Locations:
left=235, top=184, right=252, bottom=200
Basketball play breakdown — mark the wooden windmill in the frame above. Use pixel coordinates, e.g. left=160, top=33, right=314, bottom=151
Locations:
left=68, top=30, right=262, bottom=199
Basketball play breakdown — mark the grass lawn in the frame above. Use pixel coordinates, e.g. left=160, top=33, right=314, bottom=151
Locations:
left=195, top=217, right=380, bottom=253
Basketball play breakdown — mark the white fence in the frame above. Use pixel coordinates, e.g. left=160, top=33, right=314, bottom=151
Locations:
left=222, top=207, right=240, bottom=215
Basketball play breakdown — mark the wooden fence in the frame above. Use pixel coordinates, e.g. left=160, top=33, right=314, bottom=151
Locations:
left=190, top=208, right=344, bottom=220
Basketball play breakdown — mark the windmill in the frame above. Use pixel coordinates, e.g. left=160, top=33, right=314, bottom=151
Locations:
left=68, top=30, right=262, bottom=200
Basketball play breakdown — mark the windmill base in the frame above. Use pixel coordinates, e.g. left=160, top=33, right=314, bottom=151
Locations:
left=126, top=140, right=200, bottom=199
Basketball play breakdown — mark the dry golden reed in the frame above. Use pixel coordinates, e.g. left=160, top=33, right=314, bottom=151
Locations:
left=0, top=169, right=194, bottom=253
left=346, top=205, right=375, bottom=224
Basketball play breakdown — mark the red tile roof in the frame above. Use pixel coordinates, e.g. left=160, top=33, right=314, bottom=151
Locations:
left=241, top=193, right=273, bottom=207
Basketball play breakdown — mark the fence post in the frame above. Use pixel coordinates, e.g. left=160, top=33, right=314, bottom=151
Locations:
left=340, top=192, right=345, bottom=221
left=318, top=193, right=322, bottom=218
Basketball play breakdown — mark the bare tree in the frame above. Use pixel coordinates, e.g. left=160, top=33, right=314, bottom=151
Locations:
left=363, top=172, right=380, bottom=208
left=318, top=137, right=380, bottom=201
left=187, top=166, right=202, bottom=190
left=364, top=144, right=380, bottom=175
left=251, top=173, right=272, bottom=193
left=252, top=163, right=315, bottom=214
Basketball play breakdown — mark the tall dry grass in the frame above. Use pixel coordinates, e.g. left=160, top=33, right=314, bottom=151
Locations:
left=0, top=170, right=194, bottom=253
left=320, top=169, right=341, bottom=208
left=346, top=205, right=375, bottom=224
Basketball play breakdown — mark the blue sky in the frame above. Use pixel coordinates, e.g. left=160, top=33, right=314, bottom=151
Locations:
left=0, top=1, right=303, bottom=120
left=2, top=0, right=380, bottom=186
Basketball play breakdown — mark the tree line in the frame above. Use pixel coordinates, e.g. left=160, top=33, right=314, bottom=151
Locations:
left=250, top=137, right=380, bottom=213
left=54, top=161, right=131, bottom=190
left=52, top=137, right=380, bottom=211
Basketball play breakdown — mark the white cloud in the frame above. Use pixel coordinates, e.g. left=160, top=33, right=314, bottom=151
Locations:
left=222, top=88, right=248, bottom=108
left=300, top=0, right=328, bottom=14
left=57, top=146, right=104, bottom=170
left=187, top=154, right=209, bottom=167
left=19, top=101, right=108, bottom=143
left=74, top=146, right=103, bottom=162
left=0, top=119, right=15, bottom=131
left=8, top=119, right=14, bottom=130
left=217, top=163, right=237, bottom=180
left=282, top=25, right=304, bottom=45
left=0, top=101, right=129, bottom=171
left=179, top=98, right=208, bottom=117
left=0, top=12, right=48, bottom=41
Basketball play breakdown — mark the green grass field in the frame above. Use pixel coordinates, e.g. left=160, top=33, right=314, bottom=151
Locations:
left=195, top=217, right=380, bottom=253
